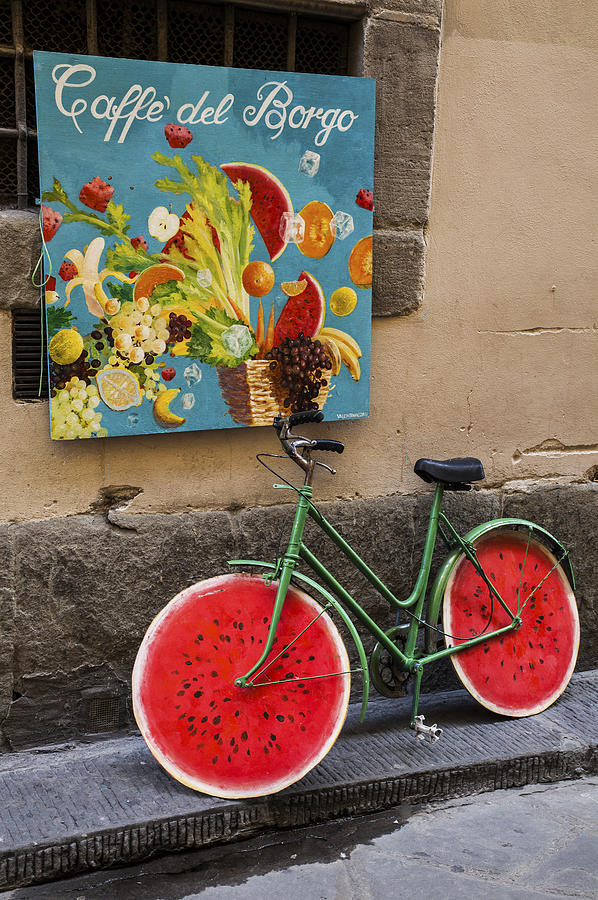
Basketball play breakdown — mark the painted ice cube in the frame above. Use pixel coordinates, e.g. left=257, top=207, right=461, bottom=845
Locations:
left=196, top=268, right=212, bottom=288
left=127, top=412, right=139, bottom=428
left=221, top=324, right=254, bottom=358
left=279, top=212, right=305, bottom=245
left=330, top=211, right=354, bottom=240
left=181, top=392, right=195, bottom=411
left=184, top=362, right=202, bottom=387
left=298, top=150, right=320, bottom=177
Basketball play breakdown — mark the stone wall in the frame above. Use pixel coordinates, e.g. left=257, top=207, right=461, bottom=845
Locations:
left=0, top=480, right=595, bottom=751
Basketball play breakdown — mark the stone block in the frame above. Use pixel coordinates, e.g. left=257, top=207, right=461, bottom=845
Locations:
left=12, top=510, right=236, bottom=680
left=0, top=211, right=41, bottom=311
left=0, top=525, right=15, bottom=738
left=363, top=19, right=440, bottom=228
left=369, top=0, right=442, bottom=17
left=373, top=228, right=425, bottom=316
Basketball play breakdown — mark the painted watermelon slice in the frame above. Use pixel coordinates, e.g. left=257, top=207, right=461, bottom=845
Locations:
left=273, top=271, right=325, bottom=347
left=443, top=529, right=579, bottom=717
left=133, top=573, right=350, bottom=798
left=221, top=163, right=292, bottom=262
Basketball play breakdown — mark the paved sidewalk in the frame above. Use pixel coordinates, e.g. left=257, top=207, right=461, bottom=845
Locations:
left=1, top=671, right=596, bottom=892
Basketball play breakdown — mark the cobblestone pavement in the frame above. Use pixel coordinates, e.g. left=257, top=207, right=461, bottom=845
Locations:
left=5, top=777, right=598, bottom=899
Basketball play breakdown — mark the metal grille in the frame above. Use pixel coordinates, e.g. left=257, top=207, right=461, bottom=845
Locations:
left=12, top=308, right=48, bottom=400
left=1, top=1, right=352, bottom=208
left=87, top=697, right=121, bottom=732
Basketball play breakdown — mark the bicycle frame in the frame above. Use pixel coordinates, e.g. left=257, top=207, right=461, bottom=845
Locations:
left=230, top=480, right=573, bottom=728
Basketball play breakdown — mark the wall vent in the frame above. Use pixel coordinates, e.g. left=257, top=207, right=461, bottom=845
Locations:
left=12, top=308, right=48, bottom=401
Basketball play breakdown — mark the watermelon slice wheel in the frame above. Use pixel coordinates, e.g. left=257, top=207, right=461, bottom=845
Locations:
left=443, top=528, right=579, bottom=717
left=133, top=574, right=350, bottom=798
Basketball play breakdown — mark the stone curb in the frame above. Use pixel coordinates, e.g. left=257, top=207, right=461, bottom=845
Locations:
left=1, top=671, right=596, bottom=891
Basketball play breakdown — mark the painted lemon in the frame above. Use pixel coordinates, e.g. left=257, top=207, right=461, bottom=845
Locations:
left=96, top=367, right=142, bottom=411
left=153, top=388, right=186, bottom=429
left=48, top=328, right=84, bottom=365
left=329, top=287, right=357, bottom=317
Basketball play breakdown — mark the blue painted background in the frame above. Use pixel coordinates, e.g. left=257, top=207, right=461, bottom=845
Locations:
left=34, top=51, right=375, bottom=438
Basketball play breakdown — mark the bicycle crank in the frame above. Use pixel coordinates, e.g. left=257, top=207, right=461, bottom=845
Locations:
left=370, top=624, right=412, bottom=698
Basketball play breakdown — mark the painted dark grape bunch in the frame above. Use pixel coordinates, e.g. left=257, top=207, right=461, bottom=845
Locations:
left=265, top=333, right=332, bottom=414
left=167, top=313, right=192, bottom=345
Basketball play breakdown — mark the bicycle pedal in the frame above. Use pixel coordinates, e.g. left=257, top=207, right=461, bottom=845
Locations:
left=413, top=715, right=443, bottom=744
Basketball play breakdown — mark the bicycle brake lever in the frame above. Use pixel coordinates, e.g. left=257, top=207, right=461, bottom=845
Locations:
left=315, top=460, right=336, bottom=476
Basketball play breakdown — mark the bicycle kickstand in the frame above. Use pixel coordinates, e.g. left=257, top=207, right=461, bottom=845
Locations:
left=409, top=663, right=443, bottom=744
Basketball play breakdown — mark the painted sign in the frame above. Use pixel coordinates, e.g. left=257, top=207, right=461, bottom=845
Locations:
left=34, top=52, right=375, bottom=440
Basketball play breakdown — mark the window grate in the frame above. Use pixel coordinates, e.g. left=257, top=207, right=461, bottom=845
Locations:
left=87, top=696, right=122, bottom=732
left=0, top=0, right=353, bottom=209
left=12, top=308, right=48, bottom=400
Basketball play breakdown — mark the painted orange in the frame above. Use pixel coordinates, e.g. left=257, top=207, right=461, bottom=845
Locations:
left=348, top=236, right=372, bottom=288
left=298, top=201, right=335, bottom=259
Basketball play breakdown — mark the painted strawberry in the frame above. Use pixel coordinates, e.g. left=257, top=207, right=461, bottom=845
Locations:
left=355, top=189, right=373, bottom=211
left=164, top=124, right=193, bottom=149
left=161, top=367, right=176, bottom=381
left=79, top=176, right=114, bottom=213
left=45, top=276, right=56, bottom=291
left=130, top=235, right=148, bottom=251
left=41, top=206, right=63, bottom=242
left=58, top=260, right=78, bottom=281
left=128, top=271, right=139, bottom=279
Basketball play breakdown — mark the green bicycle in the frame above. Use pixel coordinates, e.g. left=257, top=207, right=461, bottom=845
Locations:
left=133, top=410, right=580, bottom=799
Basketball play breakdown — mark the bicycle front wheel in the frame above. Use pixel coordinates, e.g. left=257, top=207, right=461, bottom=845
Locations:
left=133, top=573, right=350, bottom=799
left=443, top=528, right=579, bottom=717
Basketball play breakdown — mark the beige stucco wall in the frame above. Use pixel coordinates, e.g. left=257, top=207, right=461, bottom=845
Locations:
left=2, top=0, right=597, bottom=522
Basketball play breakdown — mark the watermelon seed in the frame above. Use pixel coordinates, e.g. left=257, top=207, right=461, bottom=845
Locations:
left=194, top=691, right=203, bottom=698
left=263, top=617, right=268, bottom=624
left=241, top=731, right=248, bottom=741
left=513, top=673, right=517, bottom=681
left=213, top=733, right=220, bottom=741
left=500, top=661, right=504, bottom=667
left=547, top=626, right=552, bottom=631
left=303, top=690, right=309, bottom=694
left=238, top=622, right=244, bottom=630
left=219, top=635, right=226, bottom=642
left=264, top=747, right=269, bottom=754
left=209, top=701, right=216, bottom=708
left=212, top=645, right=218, bottom=651
left=519, top=665, right=523, bottom=672
left=182, top=652, right=190, bottom=658
left=539, top=643, right=544, bottom=648
left=289, top=714, right=295, bottom=722
left=230, top=738, right=236, bottom=746
left=499, top=553, right=503, bottom=560
left=518, top=564, right=522, bottom=571
left=540, top=659, right=544, bottom=664
left=241, top=638, right=246, bottom=644
left=308, top=656, right=315, bottom=661
left=233, top=745, right=239, bottom=754
left=282, top=696, right=288, bottom=702
left=213, top=715, right=221, bottom=725
left=175, top=705, right=180, bottom=709
left=183, top=682, right=191, bottom=688
left=234, top=710, right=240, bottom=717
left=268, top=741, right=273, bottom=747
left=500, top=639, right=504, bottom=645
left=178, top=714, right=186, bottom=720
left=197, top=634, right=203, bottom=641
left=213, top=619, right=219, bottom=625
left=227, top=755, right=231, bottom=763
left=270, top=733, right=277, bottom=741
left=534, top=563, right=539, bottom=570
left=211, top=671, right=218, bottom=677
left=300, top=725, right=306, bottom=731
left=212, top=757, right=218, bottom=764
left=485, top=676, right=489, bottom=683
left=298, top=712, right=305, bottom=717
left=201, top=730, right=207, bottom=736
left=483, top=647, right=489, bottom=654
left=247, top=750, right=251, bottom=756
left=171, top=669, right=179, bottom=675
left=200, top=716, right=208, bottom=724
left=188, top=715, right=195, bottom=722
left=177, top=691, right=185, bottom=696
left=184, top=661, right=192, bottom=666
left=528, top=641, right=533, bottom=649
left=263, top=711, right=269, bottom=719
left=276, top=715, right=285, bottom=722
left=218, top=738, right=223, bottom=745
left=223, top=697, right=232, bottom=703
left=276, top=744, right=281, bottom=751
left=282, top=652, right=289, bottom=659
left=295, top=659, right=302, bottom=664
left=251, top=636, right=255, bottom=644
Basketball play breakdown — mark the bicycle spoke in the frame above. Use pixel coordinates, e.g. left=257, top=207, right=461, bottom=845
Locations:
left=247, top=603, right=333, bottom=685
left=251, top=669, right=357, bottom=687
left=515, top=528, right=532, bottom=615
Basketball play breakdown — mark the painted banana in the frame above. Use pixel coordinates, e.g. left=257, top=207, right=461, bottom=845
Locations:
left=319, top=336, right=342, bottom=376
left=336, top=341, right=361, bottom=381
left=319, top=327, right=362, bottom=358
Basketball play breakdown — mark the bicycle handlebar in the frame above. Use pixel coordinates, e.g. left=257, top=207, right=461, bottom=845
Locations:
left=272, top=411, right=344, bottom=476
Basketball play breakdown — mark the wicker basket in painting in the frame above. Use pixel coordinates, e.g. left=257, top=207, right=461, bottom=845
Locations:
left=218, top=359, right=330, bottom=426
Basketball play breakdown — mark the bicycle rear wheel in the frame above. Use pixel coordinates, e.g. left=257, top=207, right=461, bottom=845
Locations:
left=133, top=573, right=350, bottom=798
left=443, top=528, right=579, bottom=717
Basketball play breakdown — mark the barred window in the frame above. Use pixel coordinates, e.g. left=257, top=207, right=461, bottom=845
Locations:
left=0, top=0, right=353, bottom=209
